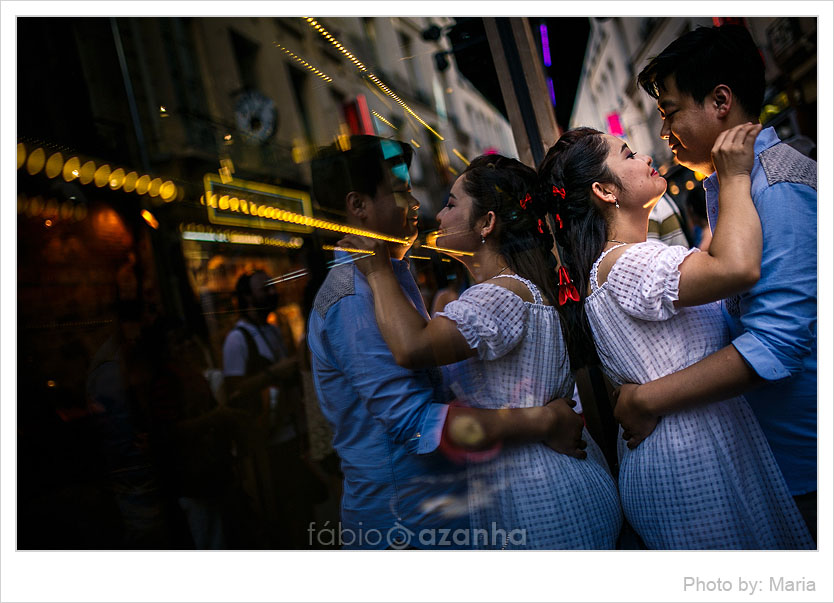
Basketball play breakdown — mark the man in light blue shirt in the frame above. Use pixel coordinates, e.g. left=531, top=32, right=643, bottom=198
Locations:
left=702, top=126, right=816, bottom=499
left=622, top=25, right=817, bottom=539
left=307, top=135, right=585, bottom=549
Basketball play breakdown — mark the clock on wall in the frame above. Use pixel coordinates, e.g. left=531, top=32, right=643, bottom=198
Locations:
left=234, top=89, right=278, bottom=143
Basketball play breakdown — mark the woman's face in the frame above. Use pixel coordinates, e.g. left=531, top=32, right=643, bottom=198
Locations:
left=602, top=134, right=667, bottom=210
left=434, top=174, right=481, bottom=252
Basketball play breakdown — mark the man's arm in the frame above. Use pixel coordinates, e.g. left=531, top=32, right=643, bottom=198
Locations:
left=324, top=292, right=585, bottom=458
left=730, top=178, right=817, bottom=381
left=445, top=398, right=587, bottom=459
left=615, top=345, right=763, bottom=448
left=618, top=154, right=817, bottom=449
left=337, top=235, right=476, bottom=368
left=224, top=359, right=298, bottom=406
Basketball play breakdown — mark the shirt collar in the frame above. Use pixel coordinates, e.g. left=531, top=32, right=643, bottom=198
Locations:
left=333, top=249, right=410, bottom=275
left=755, top=126, right=780, bottom=155
left=703, top=126, right=778, bottom=194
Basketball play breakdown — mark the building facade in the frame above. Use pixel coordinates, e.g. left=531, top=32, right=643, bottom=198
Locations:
left=570, top=17, right=817, bottom=217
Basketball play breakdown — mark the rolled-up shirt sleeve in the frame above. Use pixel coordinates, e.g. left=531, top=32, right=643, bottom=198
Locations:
left=729, top=181, right=816, bottom=381
left=323, top=294, right=448, bottom=454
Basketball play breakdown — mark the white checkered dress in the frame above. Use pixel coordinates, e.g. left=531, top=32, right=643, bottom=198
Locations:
left=438, top=275, right=623, bottom=549
left=585, top=242, right=813, bottom=549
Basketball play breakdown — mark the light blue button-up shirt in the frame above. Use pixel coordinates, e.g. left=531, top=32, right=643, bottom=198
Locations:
left=704, top=126, right=817, bottom=495
left=308, top=256, right=469, bottom=548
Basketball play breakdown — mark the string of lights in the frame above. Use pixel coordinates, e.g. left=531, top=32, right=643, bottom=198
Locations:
left=372, top=111, right=397, bottom=130
left=17, top=142, right=180, bottom=202
left=201, top=193, right=411, bottom=245
left=273, top=42, right=333, bottom=82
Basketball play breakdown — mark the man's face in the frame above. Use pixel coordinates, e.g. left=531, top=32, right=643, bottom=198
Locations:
left=656, top=76, right=722, bottom=174
left=365, top=159, right=420, bottom=256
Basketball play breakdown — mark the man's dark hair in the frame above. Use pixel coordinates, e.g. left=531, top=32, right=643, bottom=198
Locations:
left=311, top=135, right=413, bottom=212
left=637, top=25, right=765, bottom=119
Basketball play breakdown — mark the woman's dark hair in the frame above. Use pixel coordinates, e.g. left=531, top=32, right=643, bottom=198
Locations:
left=461, top=154, right=559, bottom=308
left=536, top=128, right=621, bottom=369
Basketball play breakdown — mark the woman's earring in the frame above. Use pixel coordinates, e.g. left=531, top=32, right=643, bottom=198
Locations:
left=481, top=235, right=486, bottom=244
left=614, top=198, right=620, bottom=209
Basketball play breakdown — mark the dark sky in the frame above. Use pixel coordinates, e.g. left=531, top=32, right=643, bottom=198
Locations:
left=448, top=17, right=591, bottom=130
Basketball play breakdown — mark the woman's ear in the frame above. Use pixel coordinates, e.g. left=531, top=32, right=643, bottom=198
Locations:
left=346, top=191, right=367, bottom=220
left=591, top=182, right=618, bottom=207
left=480, top=210, right=498, bottom=238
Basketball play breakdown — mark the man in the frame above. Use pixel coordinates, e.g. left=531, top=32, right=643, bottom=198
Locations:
left=222, top=270, right=310, bottom=548
left=223, top=270, right=298, bottom=417
left=619, top=24, right=817, bottom=538
left=307, top=135, right=584, bottom=549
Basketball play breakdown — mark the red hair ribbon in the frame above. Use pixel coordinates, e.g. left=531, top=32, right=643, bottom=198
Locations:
left=552, top=186, right=566, bottom=199
left=537, top=219, right=545, bottom=234
left=519, top=193, right=531, bottom=210
left=557, top=266, right=580, bottom=305
left=554, top=213, right=564, bottom=229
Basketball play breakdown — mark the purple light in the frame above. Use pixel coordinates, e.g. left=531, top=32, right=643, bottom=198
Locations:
left=547, top=77, right=556, bottom=107
left=540, top=24, right=552, bottom=67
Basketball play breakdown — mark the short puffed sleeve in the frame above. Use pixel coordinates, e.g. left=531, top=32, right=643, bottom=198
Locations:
left=606, top=242, right=700, bottom=321
left=436, top=283, right=528, bottom=360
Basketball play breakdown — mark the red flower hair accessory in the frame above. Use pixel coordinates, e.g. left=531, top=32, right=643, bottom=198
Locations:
left=519, top=193, right=531, bottom=210
left=557, top=266, right=580, bottom=305
left=554, top=213, right=564, bottom=229
left=552, top=186, right=566, bottom=199
left=537, top=219, right=545, bottom=234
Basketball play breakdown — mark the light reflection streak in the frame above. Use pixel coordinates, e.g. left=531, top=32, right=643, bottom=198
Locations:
left=372, top=111, right=397, bottom=130
left=451, top=148, right=470, bottom=166
left=321, top=245, right=376, bottom=268
left=180, top=223, right=304, bottom=248
left=304, top=17, right=444, bottom=141
left=273, top=42, right=333, bottom=82
left=265, top=269, right=309, bottom=285
left=327, top=253, right=373, bottom=268
left=421, top=244, right=474, bottom=257
left=322, top=244, right=376, bottom=255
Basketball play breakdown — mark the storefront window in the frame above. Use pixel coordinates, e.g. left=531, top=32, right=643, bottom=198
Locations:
left=14, top=15, right=819, bottom=555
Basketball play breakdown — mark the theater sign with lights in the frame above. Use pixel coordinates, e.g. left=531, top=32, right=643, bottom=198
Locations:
left=202, top=173, right=313, bottom=234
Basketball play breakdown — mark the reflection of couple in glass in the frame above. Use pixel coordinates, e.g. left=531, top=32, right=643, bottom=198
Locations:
left=311, top=24, right=814, bottom=549
left=308, top=136, right=618, bottom=549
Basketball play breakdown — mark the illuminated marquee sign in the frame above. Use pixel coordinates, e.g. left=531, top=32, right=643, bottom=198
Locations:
left=203, top=173, right=313, bottom=233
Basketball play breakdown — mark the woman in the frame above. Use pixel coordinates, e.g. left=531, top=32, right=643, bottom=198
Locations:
left=538, top=125, right=813, bottom=549
left=339, top=155, right=621, bottom=549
